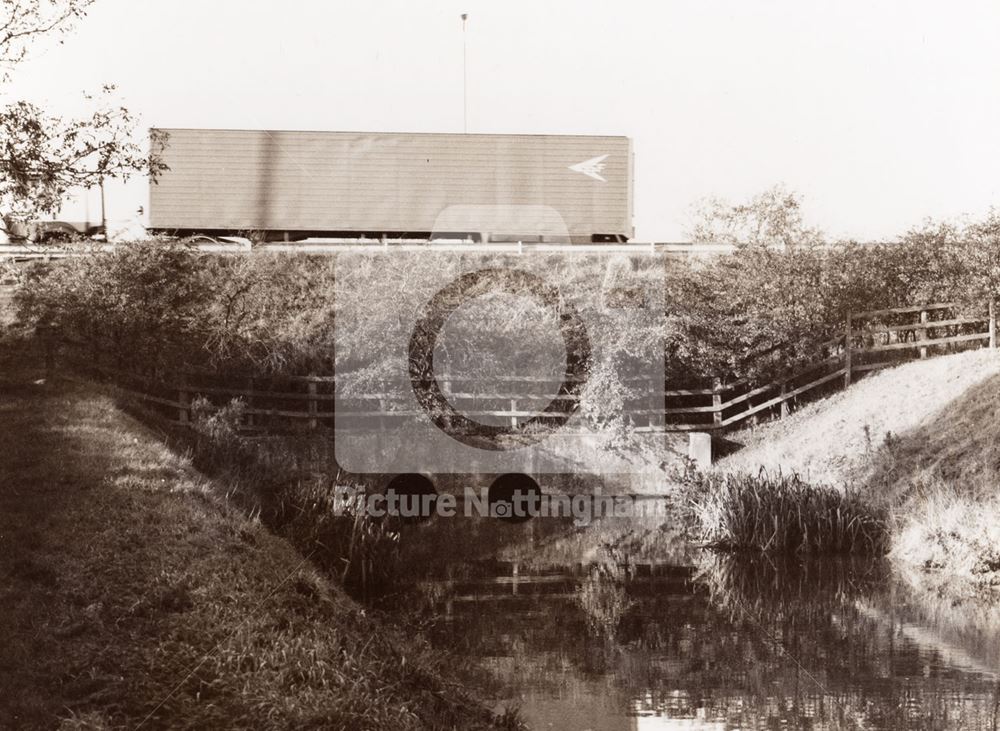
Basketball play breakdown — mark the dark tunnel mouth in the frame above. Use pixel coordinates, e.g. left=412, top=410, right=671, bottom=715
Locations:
left=384, top=472, right=438, bottom=522
left=487, top=473, right=541, bottom=522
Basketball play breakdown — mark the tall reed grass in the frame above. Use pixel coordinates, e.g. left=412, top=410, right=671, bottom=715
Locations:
left=686, top=470, right=888, bottom=554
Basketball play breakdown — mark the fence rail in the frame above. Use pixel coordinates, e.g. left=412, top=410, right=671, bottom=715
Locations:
left=64, top=301, right=997, bottom=435
left=663, top=301, right=995, bottom=431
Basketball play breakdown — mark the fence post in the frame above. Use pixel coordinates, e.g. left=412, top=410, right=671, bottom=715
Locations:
left=919, top=309, right=929, bottom=359
left=178, top=373, right=190, bottom=425
left=844, top=315, right=853, bottom=387
left=510, top=398, right=518, bottom=428
left=780, top=382, right=789, bottom=419
left=712, top=378, right=723, bottom=428
left=990, top=299, right=996, bottom=349
left=308, top=380, right=318, bottom=430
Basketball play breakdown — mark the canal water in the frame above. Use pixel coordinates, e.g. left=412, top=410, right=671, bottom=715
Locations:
left=378, top=514, right=1000, bottom=731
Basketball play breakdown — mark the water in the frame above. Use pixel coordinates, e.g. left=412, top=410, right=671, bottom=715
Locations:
left=379, top=514, right=1000, bottom=731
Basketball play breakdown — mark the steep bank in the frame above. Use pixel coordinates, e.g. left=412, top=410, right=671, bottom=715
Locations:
left=0, top=354, right=518, bottom=730
left=716, top=348, right=1000, bottom=585
left=717, top=349, right=1000, bottom=486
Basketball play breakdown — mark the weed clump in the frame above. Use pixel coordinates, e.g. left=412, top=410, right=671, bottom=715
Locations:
left=685, top=470, right=888, bottom=554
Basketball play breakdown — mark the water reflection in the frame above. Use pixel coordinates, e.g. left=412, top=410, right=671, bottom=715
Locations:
left=383, top=515, right=1000, bottom=730
left=576, top=563, right=634, bottom=637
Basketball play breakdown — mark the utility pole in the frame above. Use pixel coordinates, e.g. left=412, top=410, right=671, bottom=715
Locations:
left=99, top=177, right=106, bottom=237
left=461, top=13, right=468, bottom=133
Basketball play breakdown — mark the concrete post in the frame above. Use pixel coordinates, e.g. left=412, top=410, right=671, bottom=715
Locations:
left=688, top=432, right=712, bottom=470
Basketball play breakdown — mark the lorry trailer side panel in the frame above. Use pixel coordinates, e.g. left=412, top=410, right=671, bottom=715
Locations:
left=148, top=129, right=634, bottom=241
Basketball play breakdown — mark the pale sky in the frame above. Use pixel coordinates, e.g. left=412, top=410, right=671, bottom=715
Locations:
left=5, top=0, right=1000, bottom=241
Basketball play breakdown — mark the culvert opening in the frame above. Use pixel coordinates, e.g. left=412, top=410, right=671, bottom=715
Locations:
left=384, top=473, right=438, bottom=522
left=487, top=473, right=541, bottom=522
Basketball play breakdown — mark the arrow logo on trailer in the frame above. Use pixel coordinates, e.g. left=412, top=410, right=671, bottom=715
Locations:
left=568, top=154, right=609, bottom=182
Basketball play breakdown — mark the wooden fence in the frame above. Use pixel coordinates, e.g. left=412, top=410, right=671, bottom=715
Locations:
left=663, top=301, right=995, bottom=430
left=67, top=301, right=997, bottom=435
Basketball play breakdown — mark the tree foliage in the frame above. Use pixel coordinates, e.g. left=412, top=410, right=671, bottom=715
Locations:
left=665, top=216, right=992, bottom=383
left=688, top=184, right=824, bottom=248
left=674, top=186, right=996, bottom=382
left=1, top=92, right=167, bottom=216
left=0, top=0, right=94, bottom=79
left=0, top=0, right=163, bottom=218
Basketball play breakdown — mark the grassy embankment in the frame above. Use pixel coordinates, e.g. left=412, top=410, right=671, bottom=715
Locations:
left=0, top=346, right=521, bottom=730
left=704, top=348, right=1000, bottom=585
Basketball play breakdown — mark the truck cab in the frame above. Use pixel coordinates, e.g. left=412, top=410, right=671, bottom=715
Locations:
left=1, top=185, right=106, bottom=244
left=1, top=214, right=100, bottom=243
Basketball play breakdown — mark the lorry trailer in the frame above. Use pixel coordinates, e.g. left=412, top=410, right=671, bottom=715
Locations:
left=148, top=128, right=634, bottom=243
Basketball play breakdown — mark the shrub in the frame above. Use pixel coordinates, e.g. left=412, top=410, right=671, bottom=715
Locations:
left=15, top=240, right=210, bottom=373
left=664, top=232, right=973, bottom=384
left=17, top=210, right=1000, bottom=399
left=14, top=242, right=345, bottom=376
left=685, top=470, right=888, bottom=554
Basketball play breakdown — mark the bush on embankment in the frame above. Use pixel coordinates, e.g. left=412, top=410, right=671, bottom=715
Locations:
left=684, top=470, right=889, bottom=555
left=665, top=213, right=1000, bottom=383
left=14, top=211, right=1000, bottom=390
left=892, top=490, right=1000, bottom=586
left=14, top=241, right=340, bottom=375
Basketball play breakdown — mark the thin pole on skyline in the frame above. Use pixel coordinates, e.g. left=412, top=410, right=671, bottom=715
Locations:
left=461, top=12, right=468, bottom=133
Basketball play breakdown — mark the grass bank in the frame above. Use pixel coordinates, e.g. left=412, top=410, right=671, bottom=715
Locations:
left=0, top=350, right=520, bottom=730
left=177, top=397, right=403, bottom=594
left=704, top=349, right=1000, bottom=584
left=866, top=365, right=1000, bottom=587
left=716, top=348, right=1000, bottom=485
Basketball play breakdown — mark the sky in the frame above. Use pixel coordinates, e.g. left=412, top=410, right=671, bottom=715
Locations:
left=4, top=0, right=1000, bottom=241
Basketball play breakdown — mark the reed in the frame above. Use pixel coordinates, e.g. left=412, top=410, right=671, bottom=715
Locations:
left=687, top=470, right=888, bottom=554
